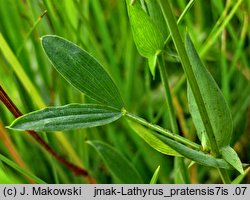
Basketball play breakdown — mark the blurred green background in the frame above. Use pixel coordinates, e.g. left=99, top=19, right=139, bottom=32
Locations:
left=0, top=0, right=249, bottom=183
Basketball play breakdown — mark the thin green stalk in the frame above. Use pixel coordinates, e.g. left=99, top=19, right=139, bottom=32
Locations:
left=158, top=0, right=232, bottom=183
left=207, top=0, right=232, bottom=42
left=220, top=30, right=230, bottom=103
left=200, top=0, right=243, bottom=57
left=158, top=53, right=190, bottom=183
left=164, top=0, right=196, bottom=46
left=17, top=10, right=47, bottom=56
left=125, top=112, right=200, bottom=150
left=218, top=168, right=231, bottom=184
left=228, top=12, right=248, bottom=80
left=158, top=53, right=178, bottom=133
left=157, top=0, right=220, bottom=157
left=145, top=67, right=154, bottom=121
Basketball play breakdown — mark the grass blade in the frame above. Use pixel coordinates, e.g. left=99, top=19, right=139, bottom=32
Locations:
left=0, top=168, right=20, bottom=183
left=200, top=0, right=243, bottom=57
left=149, top=166, right=160, bottom=184
left=0, top=154, right=46, bottom=184
left=0, top=33, right=45, bottom=108
left=87, top=140, right=143, bottom=183
left=9, top=104, right=122, bottom=131
left=232, top=167, right=250, bottom=184
left=41, top=35, right=124, bottom=109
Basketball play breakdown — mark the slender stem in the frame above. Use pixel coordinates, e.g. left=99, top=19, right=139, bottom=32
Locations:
left=218, top=168, right=231, bottom=184
left=157, top=0, right=220, bottom=157
left=158, top=53, right=178, bottom=133
left=17, top=10, right=47, bottom=56
left=158, top=53, right=190, bottom=183
left=125, top=112, right=200, bottom=150
left=0, top=85, right=96, bottom=183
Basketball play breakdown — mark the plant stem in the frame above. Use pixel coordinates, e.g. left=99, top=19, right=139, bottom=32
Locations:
left=0, top=85, right=96, bottom=183
left=158, top=53, right=178, bottom=133
left=158, top=53, right=190, bottom=183
left=17, top=10, right=47, bottom=56
left=125, top=112, right=200, bottom=150
left=157, top=0, right=220, bottom=158
left=218, top=168, right=231, bottom=184
left=157, top=0, right=231, bottom=183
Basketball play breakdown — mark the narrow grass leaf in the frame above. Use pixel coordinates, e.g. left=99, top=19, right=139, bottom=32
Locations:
left=0, top=33, right=45, bottom=108
left=150, top=166, right=160, bottom=184
left=0, top=169, right=20, bottom=184
left=0, top=154, right=46, bottom=184
left=128, top=120, right=182, bottom=157
left=186, top=34, right=233, bottom=149
left=41, top=35, right=124, bottom=109
left=200, top=0, right=243, bottom=57
left=221, top=146, right=244, bottom=174
left=126, top=0, right=164, bottom=76
left=87, top=140, right=143, bottom=183
left=232, top=167, right=250, bottom=184
left=9, top=104, right=122, bottom=131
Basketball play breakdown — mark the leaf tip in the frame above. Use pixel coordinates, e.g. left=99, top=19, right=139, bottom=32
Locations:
left=40, top=35, right=59, bottom=47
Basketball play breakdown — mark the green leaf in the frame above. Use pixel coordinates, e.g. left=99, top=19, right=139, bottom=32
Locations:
left=87, top=140, right=143, bottom=183
left=152, top=131, right=234, bottom=170
left=144, top=0, right=168, bottom=37
left=126, top=0, right=164, bottom=76
left=221, top=146, right=244, bottom=174
left=41, top=35, right=124, bottom=109
left=185, top=34, right=233, bottom=149
left=129, top=120, right=233, bottom=170
left=150, top=166, right=160, bottom=184
left=9, top=104, right=122, bottom=131
left=128, top=120, right=182, bottom=157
